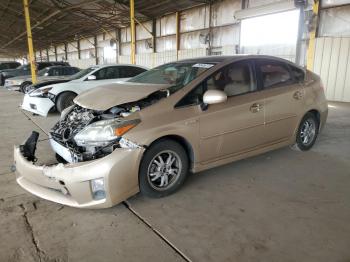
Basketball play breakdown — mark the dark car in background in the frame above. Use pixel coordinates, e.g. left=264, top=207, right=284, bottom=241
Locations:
left=0, top=61, right=69, bottom=86
left=5, top=65, right=80, bottom=92
left=0, top=61, right=21, bottom=71
left=0, top=61, right=21, bottom=85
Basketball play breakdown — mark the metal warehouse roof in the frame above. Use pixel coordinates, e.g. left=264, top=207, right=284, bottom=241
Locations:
left=0, top=0, right=211, bottom=56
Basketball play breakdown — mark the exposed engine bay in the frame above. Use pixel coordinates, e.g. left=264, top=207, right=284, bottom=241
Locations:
left=49, top=90, right=167, bottom=163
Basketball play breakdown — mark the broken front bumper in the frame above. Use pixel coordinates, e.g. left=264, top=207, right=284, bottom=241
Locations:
left=21, top=94, right=54, bottom=116
left=14, top=145, right=144, bottom=209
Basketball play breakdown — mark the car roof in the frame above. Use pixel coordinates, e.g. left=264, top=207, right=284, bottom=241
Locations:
left=176, top=54, right=290, bottom=63
left=43, top=65, right=77, bottom=69
left=176, top=54, right=303, bottom=70
left=0, top=61, right=20, bottom=64
left=93, top=64, right=148, bottom=69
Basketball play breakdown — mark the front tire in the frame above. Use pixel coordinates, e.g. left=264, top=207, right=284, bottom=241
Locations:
left=56, top=92, right=77, bottom=113
left=295, top=112, right=319, bottom=151
left=20, top=82, right=32, bottom=93
left=139, top=139, right=189, bottom=198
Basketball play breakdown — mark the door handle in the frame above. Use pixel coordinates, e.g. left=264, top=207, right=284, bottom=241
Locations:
left=250, top=103, right=262, bottom=113
left=293, top=91, right=303, bottom=100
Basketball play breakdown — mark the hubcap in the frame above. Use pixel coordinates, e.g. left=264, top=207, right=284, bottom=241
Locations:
left=300, top=118, right=316, bottom=146
left=147, top=150, right=182, bottom=191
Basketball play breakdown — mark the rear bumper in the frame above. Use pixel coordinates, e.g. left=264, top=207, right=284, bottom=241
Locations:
left=14, top=145, right=144, bottom=209
left=21, top=94, right=54, bottom=116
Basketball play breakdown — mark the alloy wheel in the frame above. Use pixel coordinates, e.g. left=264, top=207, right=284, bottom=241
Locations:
left=147, top=150, right=182, bottom=191
left=300, top=118, right=316, bottom=146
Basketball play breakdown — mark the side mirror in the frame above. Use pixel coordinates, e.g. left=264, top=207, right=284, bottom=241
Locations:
left=87, top=75, right=96, bottom=81
left=44, top=72, right=49, bottom=76
left=203, top=90, right=227, bottom=105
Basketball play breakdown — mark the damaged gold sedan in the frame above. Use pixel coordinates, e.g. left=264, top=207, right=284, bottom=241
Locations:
left=14, top=55, right=328, bottom=208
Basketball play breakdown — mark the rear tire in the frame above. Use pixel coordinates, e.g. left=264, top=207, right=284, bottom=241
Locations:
left=139, top=139, right=189, bottom=198
left=295, top=112, right=319, bottom=151
left=56, top=92, right=77, bottom=113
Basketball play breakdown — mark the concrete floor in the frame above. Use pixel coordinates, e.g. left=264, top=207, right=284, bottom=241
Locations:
left=0, top=88, right=349, bottom=262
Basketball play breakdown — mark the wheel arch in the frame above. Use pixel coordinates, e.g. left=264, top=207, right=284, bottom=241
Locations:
left=145, top=135, right=195, bottom=169
left=55, top=90, right=78, bottom=103
left=21, top=80, right=32, bottom=86
left=305, top=109, right=321, bottom=127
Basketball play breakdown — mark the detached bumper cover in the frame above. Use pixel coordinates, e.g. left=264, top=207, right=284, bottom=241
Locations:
left=21, top=94, right=54, bottom=116
left=14, top=145, right=144, bottom=208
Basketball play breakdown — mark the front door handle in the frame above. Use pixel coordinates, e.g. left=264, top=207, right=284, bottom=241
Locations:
left=293, top=91, right=303, bottom=100
left=250, top=103, right=262, bottom=113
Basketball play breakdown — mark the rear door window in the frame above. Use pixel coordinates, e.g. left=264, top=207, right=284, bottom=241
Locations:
left=51, top=68, right=62, bottom=76
left=93, top=67, right=120, bottom=80
left=119, top=66, right=146, bottom=78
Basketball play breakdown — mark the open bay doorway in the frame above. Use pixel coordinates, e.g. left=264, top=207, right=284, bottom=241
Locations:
left=240, top=9, right=300, bottom=62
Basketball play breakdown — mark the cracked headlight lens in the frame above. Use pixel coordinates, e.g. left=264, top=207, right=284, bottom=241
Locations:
left=74, top=119, right=140, bottom=147
left=29, top=87, right=53, bottom=97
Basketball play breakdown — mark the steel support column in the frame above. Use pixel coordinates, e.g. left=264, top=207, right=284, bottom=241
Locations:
left=77, top=39, right=81, bottom=59
left=64, top=43, right=68, bottom=61
left=94, top=35, right=98, bottom=65
left=306, top=0, right=319, bottom=70
left=176, top=11, right=180, bottom=60
left=152, top=19, right=156, bottom=53
left=116, top=29, right=121, bottom=63
left=54, top=45, right=57, bottom=61
left=130, top=0, right=136, bottom=64
left=295, top=6, right=305, bottom=66
left=23, top=0, right=37, bottom=84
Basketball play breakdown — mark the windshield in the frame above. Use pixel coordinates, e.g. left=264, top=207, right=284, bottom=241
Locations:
left=68, top=67, right=96, bottom=80
left=127, top=62, right=215, bottom=93
left=17, top=65, right=29, bottom=70
left=37, top=68, right=49, bottom=76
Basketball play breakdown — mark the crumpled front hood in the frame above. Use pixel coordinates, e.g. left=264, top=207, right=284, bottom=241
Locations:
left=74, top=82, right=170, bottom=111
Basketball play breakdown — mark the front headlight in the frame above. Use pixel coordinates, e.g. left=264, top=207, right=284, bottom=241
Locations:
left=29, top=87, right=53, bottom=97
left=74, top=119, right=140, bottom=147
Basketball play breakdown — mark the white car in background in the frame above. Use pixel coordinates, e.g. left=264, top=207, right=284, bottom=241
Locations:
left=21, top=64, right=147, bottom=116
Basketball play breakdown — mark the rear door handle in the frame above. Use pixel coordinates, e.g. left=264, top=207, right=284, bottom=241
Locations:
left=293, top=91, right=303, bottom=100
left=250, top=103, right=262, bottom=113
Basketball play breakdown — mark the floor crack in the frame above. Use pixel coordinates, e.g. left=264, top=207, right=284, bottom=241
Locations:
left=19, top=204, right=46, bottom=262
left=20, top=110, right=49, bottom=135
left=123, top=201, right=192, bottom=262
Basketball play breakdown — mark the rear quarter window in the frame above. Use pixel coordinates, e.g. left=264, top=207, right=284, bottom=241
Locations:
left=289, top=65, right=305, bottom=82
left=257, top=61, right=293, bottom=89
